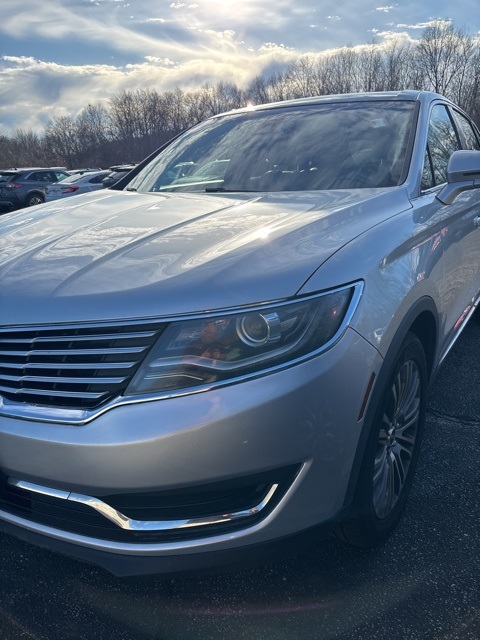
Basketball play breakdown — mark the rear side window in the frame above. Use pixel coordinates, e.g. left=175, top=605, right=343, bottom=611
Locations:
left=88, top=174, right=108, bottom=184
left=57, top=174, right=79, bottom=184
left=0, top=173, right=20, bottom=182
left=26, top=171, right=53, bottom=182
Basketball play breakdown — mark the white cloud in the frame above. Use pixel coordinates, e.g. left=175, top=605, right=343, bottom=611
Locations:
left=374, top=30, right=414, bottom=43
left=258, top=42, right=294, bottom=52
left=193, top=28, right=236, bottom=41
left=144, top=56, right=176, bottom=65
left=374, top=5, right=397, bottom=13
left=389, top=20, right=440, bottom=29
left=0, top=43, right=299, bottom=131
left=170, top=2, right=197, bottom=8
left=0, top=0, right=479, bottom=133
left=2, top=55, right=38, bottom=65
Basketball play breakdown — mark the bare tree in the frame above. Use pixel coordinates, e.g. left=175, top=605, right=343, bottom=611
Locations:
left=75, top=103, right=111, bottom=165
left=322, top=46, right=358, bottom=94
left=416, top=20, right=474, bottom=95
left=44, top=116, right=81, bottom=167
left=454, top=45, right=480, bottom=124
left=0, top=128, right=16, bottom=168
left=246, top=75, right=271, bottom=105
left=10, top=130, right=44, bottom=166
left=285, top=56, right=320, bottom=98
left=381, top=39, right=419, bottom=91
left=357, top=44, right=384, bottom=92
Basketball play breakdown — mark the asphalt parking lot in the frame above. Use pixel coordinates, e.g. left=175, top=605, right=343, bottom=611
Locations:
left=1, top=317, right=479, bottom=640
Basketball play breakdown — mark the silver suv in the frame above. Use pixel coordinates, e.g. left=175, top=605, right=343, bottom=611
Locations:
left=0, top=91, right=480, bottom=576
left=0, top=167, right=70, bottom=211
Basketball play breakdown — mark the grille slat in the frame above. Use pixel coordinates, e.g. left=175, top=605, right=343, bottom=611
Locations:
left=0, top=346, right=149, bottom=357
left=1, top=374, right=128, bottom=385
left=2, top=330, right=158, bottom=344
left=0, top=321, right=167, bottom=410
left=1, top=361, right=137, bottom=371
left=0, top=385, right=109, bottom=400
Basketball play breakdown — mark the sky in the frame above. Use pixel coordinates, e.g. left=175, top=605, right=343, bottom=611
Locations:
left=0, top=0, right=479, bottom=133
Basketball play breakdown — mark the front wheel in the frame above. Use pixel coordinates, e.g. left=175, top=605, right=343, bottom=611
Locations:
left=26, top=193, right=45, bottom=207
left=337, top=332, right=428, bottom=547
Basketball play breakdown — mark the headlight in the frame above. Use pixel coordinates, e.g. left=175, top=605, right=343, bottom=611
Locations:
left=126, top=283, right=362, bottom=396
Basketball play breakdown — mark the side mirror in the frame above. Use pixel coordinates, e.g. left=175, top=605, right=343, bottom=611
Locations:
left=437, top=150, right=480, bottom=204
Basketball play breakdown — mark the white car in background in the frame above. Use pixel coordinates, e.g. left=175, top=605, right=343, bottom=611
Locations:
left=45, top=170, right=110, bottom=202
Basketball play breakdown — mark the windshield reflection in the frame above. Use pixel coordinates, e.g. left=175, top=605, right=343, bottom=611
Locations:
left=127, top=102, right=415, bottom=194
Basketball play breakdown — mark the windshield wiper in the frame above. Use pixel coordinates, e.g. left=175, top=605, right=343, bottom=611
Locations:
left=126, top=187, right=137, bottom=192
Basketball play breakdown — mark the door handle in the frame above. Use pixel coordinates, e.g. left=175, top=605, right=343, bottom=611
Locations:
left=474, top=216, right=480, bottom=227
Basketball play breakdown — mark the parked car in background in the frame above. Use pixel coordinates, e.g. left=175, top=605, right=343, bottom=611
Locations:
left=102, top=164, right=137, bottom=188
left=67, top=167, right=103, bottom=176
left=45, top=170, right=111, bottom=202
left=0, top=167, right=70, bottom=211
left=0, top=91, right=480, bottom=577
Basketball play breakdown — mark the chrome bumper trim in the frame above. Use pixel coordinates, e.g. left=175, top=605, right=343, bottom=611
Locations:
left=8, top=478, right=279, bottom=532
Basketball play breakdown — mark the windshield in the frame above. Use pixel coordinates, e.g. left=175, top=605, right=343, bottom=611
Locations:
left=127, top=101, right=415, bottom=194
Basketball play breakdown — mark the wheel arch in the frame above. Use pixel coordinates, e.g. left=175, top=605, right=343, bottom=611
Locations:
left=25, top=190, right=45, bottom=205
left=407, top=308, right=437, bottom=379
left=341, top=296, right=438, bottom=511
left=378, top=295, right=439, bottom=384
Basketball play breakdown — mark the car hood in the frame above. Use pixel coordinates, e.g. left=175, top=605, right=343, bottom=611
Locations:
left=0, top=188, right=411, bottom=323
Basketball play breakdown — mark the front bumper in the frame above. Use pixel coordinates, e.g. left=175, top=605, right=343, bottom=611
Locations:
left=0, top=327, right=382, bottom=575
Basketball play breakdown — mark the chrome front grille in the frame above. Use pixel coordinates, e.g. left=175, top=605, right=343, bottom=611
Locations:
left=0, top=321, right=167, bottom=410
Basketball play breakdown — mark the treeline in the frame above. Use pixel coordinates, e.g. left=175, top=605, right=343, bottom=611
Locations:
left=1, top=20, right=479, bottom=169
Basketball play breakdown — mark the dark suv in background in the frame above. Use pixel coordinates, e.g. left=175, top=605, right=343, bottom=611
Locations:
left=102, top=164, right=137, bottom=189
left=0, top=168, right=70, bottom=211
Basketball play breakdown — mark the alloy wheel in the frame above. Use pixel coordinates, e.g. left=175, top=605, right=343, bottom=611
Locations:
left=372, top=358, right=421, bottom=520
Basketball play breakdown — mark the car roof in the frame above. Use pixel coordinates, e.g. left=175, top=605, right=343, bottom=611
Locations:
left=108, top=164, right=137, bottom=171
left=1, top=167, right=67, bottom=174
left=216, top=90, right=450, bottom=117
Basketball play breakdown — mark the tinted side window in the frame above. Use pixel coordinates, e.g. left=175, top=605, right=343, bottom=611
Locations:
left=24, top=172, right=41, bottom=181
left=89, top=174, right=107, bottom=184
left=422, top=105, right=461, bottom=190
left=452, top=110, right=480, bottom=150
left=0, top=173, right=19, bottom=183
left=27, top=171, right=51, bottom=182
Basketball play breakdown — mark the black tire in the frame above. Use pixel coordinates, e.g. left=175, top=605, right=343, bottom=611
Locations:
left=336, top=332, right=428, bottom=547
left=26, top=192, right=45, bottom=207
